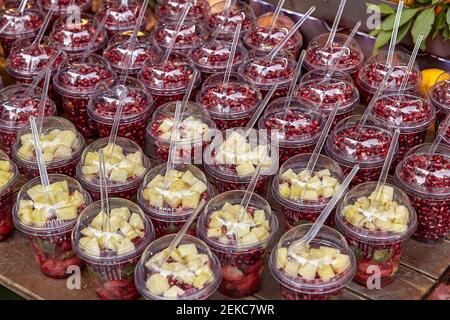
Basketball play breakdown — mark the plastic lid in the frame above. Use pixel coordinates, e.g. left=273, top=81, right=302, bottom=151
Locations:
left=0, top=84, right=57, bottom=131
left=357, top=50, right=421, bottom=92
left=304, top=33, right=364, bottom=74
left=441, top=115, right=450, bottom=145
left=429, top=75, right=450, bottom=113
left=103, top=31, right=162, bottom=72
left=0, top=8, right=43, bottom=36
left=155, top=0, right=210, bottom=22
left=296, top=69, right=359, bottom=113
left=88, top=77, right=153, bottom=125
left=13, top=174, right=91, bottom=236
left=96, top=0, right=147, bottom=32
left=0, top=149, right=19, bottom=195
left=38, top=0, right=92, bottom=14
left=53, top=53, right=116, bottom=98
left=72, top=198, right=154, bottom=262
left=51, top=14, right=107, bottom=53
left=135, top=234, right=221, bottom=300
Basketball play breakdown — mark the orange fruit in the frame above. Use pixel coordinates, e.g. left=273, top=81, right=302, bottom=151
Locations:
left=419, top=69, right=450, bottom=96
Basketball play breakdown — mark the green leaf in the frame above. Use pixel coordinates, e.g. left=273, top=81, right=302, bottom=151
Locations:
left=374, top=30, right=392, bottom=51
left=412, top=8, right=436, bottom=50
left=369, top=28, right=382, bottom=37
left=433, top=11, right=446, bottom=39
left=416, top=0, right=431, bottom=4
left=379, top=3, right=395, bottom=15
left=444, top=27, right=450, bottom=41
left=432, top=0, right=441, bottom=4
left=381, top=9, right=419, bottom=31
left=447, top=8, right=450, bottom=26
left=396, top=20, right=413, bottom=44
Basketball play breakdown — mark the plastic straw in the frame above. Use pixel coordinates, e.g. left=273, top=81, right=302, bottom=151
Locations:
left=98, top=149, right=111, bottom=232
left=0, top=0, right=29, bottom=35
left=282, top=50, right=306, bottom=119
left=80, top=13, right=109, bottom=62
left=386, top=0, right=404, bottom=67
left=397, top=32, right=424, bottom=101
left=37, top=69, right=52, bottom=133
left=264, top=0, right=285, bottom=45
left=222, top=22, right=242, bottom=87
left=210, top=0, right=235, bottom=43
left=29, top=116, right=50, bottom=189
left=325, top=0, right=347, bottom=47
left=107, top=86, right=128, bottom=148
left=240, top=152, right=269, bottom=212
left=428, top=120, right=450, bottom=155
left=29, top=1, right=56, bottom=47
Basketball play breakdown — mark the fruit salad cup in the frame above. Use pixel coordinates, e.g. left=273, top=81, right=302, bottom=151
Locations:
left=72, top=198, right=155, bottom=300
left=258, top=97, right=324, bottom=164
left=138, top=52, right=201, bottom=109
left=135, top=234, right=222, bottom=300
left=272, top=154, right=344, bottom=229
left=428, top=74, right=450, bottom=126
left=13, top=174, right=92, bottom=278
left=12, top=116, right=85, bottom=179
left=304, top=33, right=364, bottom=78
left=88, top=77, right=153, bottom=148
left=0, top=84, right=57, bottom=156
left=270, top=224, right=356, bottom=300
left=325, top=115, right=396, bottom=186
left=439, top=114, right=450, bottom=146
left=145, top=100, right=216, bottom=163
left=0, top=150, right=19, bottom=242
left=356, top=51, right=421, bottom=105
left=336, top=182, right=417, bottom=287
left=371, top=93, right=435, bottom=170
left=155, top=0, right=210, bottom=23
left=54, top=53, right=116, bottom=138
left=196, top=72, right=261, bottom=130
left=103, top=31, right=163, bottom=77
left=0, top=7, right=44, bottom=57
left=296, top=70, right=360, bottom=129
left=197, top=190, right=279, bottom=298
left=137, top=163, right=214, bottom=238
left=37, top=0, right=92, bottom=25
left=395, top=143, right=450, bottom=243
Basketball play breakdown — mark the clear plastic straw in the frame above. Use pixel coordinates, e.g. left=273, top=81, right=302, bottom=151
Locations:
left=80, top=13, right=109, bottom=63
left=107, top=86, right=129, bottom=148
left=0, top=0, right=28, bottom=34
left=29, top=1, right=57, bottom=47
left=428, top=120, right=450, bottom=155
left=240, top=152, right=269, bottom=212
left=264, top=0, right=285, bottom=44
left=325, top=0, right=347, bottom=47
left=386, top=0, right=404, bottom=67
left=282, top=50, right=306, bottom=119
left=222, top=22, right=242, bottom=87
left=98, top=149, right=111, bottom=232
left=29, top=116, right=50, bottom=189
left=37, top=69, right=52, bottom=133
left=210, top=0, right=235, bottom=43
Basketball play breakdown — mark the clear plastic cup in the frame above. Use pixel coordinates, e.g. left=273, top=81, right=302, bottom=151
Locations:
left=135, top=234, right=222, bottom=300
left=304, top=33, right=364, bottom=78
left=296, top=69, right=360, bottom=129
left=395, top=143, right=450, bottom=243
left=272, top=154, right=344, bottom=229
left=88, top=77, right=153, bottom=148
left=37, top=0, right=92, bottom=25
left=243, top=12, right=302, bottom=58
left=13, top=174, right=92, bottom=278
left=197, top=190, right=279, bottom=297
left=137, top=162, right=214, bottom=238
left=53, top=53, right=116, bottom=138
left=371, top=93, right=435, bottom=170
left=336, top=181, right=417, bottom=287
left=440, top=114, right=450, bottom=146
left=269, top=224, right=356, bottom=300
left=238, top=51, right=296, bottom=102
left=12, top=116, right=85, bottom=179
left=72, top=198, right=155, bottom=300
left=325, top=115, right=397, bottom=187
left=257, top=97, right=324, bottom=164
left=196, top=72, right=261, bottom=130
left=356, top=51, right=421, bottom=105
left=145, top=100, right=216, bottom=163
left=0, top=150, right=19, bottom=241
left=206, top=0, right=255, bottom=40
left=0, top=84, right=57, bottom=156
left=103, top=31, right=163, bottom=77
left=76, top=137, right=150, bottom=201
left=428, top=74, right=450, bottom=127
left=51, top=13, right=108, bottom=55
left=0, top=7, right=44, bottom=57
left=138, top=52, right=201, bottom=109
left=155, top=0, right=210, bottom=24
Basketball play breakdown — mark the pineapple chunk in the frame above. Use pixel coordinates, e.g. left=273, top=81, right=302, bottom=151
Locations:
left=54, top=146, right=73, bottom=159
left=316, top=169, right=331, bottom=177
left=147, top=274, right=170, bottom=295
left=369, top=185, right=394, bottom=203
left=116, top=238, right=135, bottom=256
left=302, top=189, right=319, bottom=201
left=317, top=264, right=335, bottom=280
left=281, top=169, right=298, bottom=181
left=0, top=160, right=11, bottom=172
left=145, top=190, right=164, bottom=207
left=109, top=169, right=128, bottom=183
left=322, top=176, right=337, bottom=188
left=55, top=206, right=78, bottom=220
left=81, top=165, right=99, bottom=175
left=163, top=286, right=185, bottom=298
left=278, top=183, right=290, bottom=198
left=177, top=243, right=198, bottom=257
left=182, top=191, right=200, bottom=209
left=207, top=227, right=222, bottom=238
left=68, top=190, right=85, bottom=207
left=276, top=248, right=288, bottom=268
left=284, top=260, right=300, bottom=276
left=110, top=207, right=131, bottom=221
left=181, top=170, right=197, bottom=185
left=190, top=181, right=207, bottom=194
left=193, top=272, right=212, bottom=289
left=321, top=187, right=335, bottom=198
left=164, top=194, right=182, bottom=208
left=91, top=211, right=108, bottom=230
left=84, top=152, right=99, bottom=166
left=331, top=254, right=350, bottom=274
left=236, top=163, right=256, bottom=176
left=129, top=212, right=145, bottom=230
left=289, top=183, right=303, bottom=199
left=298, top=262, right=317, bottom=280
left=81, top=237, right=100, bottom=256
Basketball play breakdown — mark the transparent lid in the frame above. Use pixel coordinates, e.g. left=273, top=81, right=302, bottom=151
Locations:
left=0, top=8, right=43, bottom=36
left=155, top=0, right=210, bottom=22
left=0, top=84, right=57, bottom=130
left=197, top=73, right=261, bottom=118
left=53, top=53, right=116, bottom=97
left=429, top=74, right=450, bottom=112
left=96, top=0, right=147, bottom=32
left=0, top=149, right=18, bottom=194
left=88, top=77, right=153, bottom=124
left=441, top=114, right=450, bottom=145
left=358, top=50, right=421, bottom=92
left=136, top=234, right=221, bottom=300
left=38, top=0, right=92, bottom=14
left=103, top=31, right=162, bottom=72
left=296, top=70, right=359, bottom=113
left=73, top=198, right=154, bottom=262
left=51, top=14, right=107, bottom=53
left=304, top=33, right=364, bottom=74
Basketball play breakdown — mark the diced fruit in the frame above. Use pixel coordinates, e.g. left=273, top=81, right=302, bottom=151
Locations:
left=163, top=286, right=185, bottom=298
left=331, top=254, right=350, bottom=273
left=298, top=262, right=317, bottom=280
left=147, top=273, right=170, bottom=295
left=129, top=212, right=145, bottom=230
left=177, top=244, right=198, bottom=257
left=317, top=265, right=335, bottom=280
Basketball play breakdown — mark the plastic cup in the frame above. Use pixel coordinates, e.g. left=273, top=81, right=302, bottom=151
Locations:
left=258, top=97, right=324, bottom=164
left=325, top=115, right=397, bottom=187
left=269, top=224, right=356, bottom=300
left=53, top=53, right=116, bottom=138
left=428, top=75, right=450, bottom=127
left=296, top=70, right=360, bottom=129
left=37, top=0, right=92, bottom=25
left=356, top=51, right=421, bottom=106
left=13, top=174, right=92, bottom=278
left=138, top=52, right=201, bottom=109
left=197, top=190, right=278, bottom=297
left=272, top=154, right=344, bottom=230
left=0, top=84, right=57, bottom=156
left=72, top=198, right=155, bottom=300
left=88, top=77, right=153, bottom=148
left=0, top=150, right=19, bottom=241
left=371, top=93, right=435, bottom=171
left=440, top=115, right=450, bottom=146
left=395, top=143, right=450, bottom=243
left=103, top=31, right=163, bottom=77
left=145, top=100, right=216, bottom=163
left=336, top=181, right=417, bottom=287
left=196, top=72, right=261, bottom=130
left=135, top=234, right=221, bottom=300
left=137, top=163, right=214, bottom=238
left=155, top=0, right=210, bottom=24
